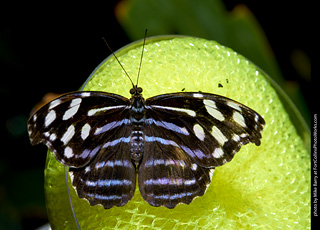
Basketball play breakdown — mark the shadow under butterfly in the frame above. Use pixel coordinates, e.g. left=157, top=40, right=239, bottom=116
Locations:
left=27, top=32, right=265, bottom=211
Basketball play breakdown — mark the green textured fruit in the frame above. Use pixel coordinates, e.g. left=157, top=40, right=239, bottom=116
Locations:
left=45, top=36, right=310, bottom=229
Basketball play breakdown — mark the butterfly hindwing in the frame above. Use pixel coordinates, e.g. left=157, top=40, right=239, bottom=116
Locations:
left=69, top=125, right=136, bottom=208
left=27, top=91, right=131, bottom=168
left=139, top=120, right=214, bottom=208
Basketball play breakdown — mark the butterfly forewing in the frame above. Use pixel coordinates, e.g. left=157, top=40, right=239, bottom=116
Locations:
left=28, top=91, right=131, bottom=168
left=146, top=92, right=265, bottom=168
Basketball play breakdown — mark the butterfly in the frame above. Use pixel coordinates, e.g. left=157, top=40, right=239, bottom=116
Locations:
left=27, top=34, right=265, bottom=209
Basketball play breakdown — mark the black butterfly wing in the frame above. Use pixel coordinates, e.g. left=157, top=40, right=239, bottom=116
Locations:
left=139, top=124, right=214, bottom=208
left=138, top=92, right=265, bottom=208
left=145, top=92, right=265, bottom=168
left=69, top=126, right=136, bottom=208
left=28, top=91, right=130, bottom=167
left=28, top=91, right=136, bottom=208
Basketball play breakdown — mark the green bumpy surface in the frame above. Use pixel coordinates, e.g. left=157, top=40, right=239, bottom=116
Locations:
left=45, top=37, right=310, bottom=229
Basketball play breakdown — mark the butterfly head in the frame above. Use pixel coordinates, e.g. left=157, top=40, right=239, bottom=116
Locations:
left=130, top=86, right=143, bottom=96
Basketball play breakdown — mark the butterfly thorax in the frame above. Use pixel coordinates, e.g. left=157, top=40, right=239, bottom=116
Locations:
left=129, top=87, right=146, bottom=166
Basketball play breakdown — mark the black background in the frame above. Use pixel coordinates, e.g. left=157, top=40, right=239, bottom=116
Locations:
left=1, top=1, right=311, bottom=229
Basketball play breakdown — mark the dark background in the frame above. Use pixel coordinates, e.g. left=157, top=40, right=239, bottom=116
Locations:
left=1, top=1, right=311, bottom=229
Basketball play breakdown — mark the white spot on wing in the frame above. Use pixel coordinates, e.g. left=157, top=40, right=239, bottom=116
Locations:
left=85, top=179, right=132, bottom=187
left=81, top=123, right=91, bottom=140
left=193, top=124, right=205, bottom=141
left=61, top=125, right=75, bottom=145
left=81, top=92, right=91, bottom=97
left=211, top=126, right=227, bottom=145
left=184, top=179, right=196, bottom=185
left=33, top=114, right=37, bottom=122
left=205, top=105, right=225, bottom=121
left=84, top=166, right=91, bottom=173
left=27, top=125, right=32, bottom=135
left=204, top=99, right=217, bottom=108
left=145, top=159, right=164, bottom=167
left=150, top=105, right=196, bottom=117
left=64, top=146, right=74, bottom=158
left=69, top=171, right=74, bottom=182
left=145, top=159, right=187, bottom=168
left=88, top=105, right=125, bottom=116
left=102, top=137, right=131, bottom=148
left=212, top=148, right=224, bottom=158
left=70, top=98, right=82, bottom=107
left=49, top=133, right=57, bottom=141
left=254, top=114, right=259, bottom=122
left=145, top=119, right=189, bottom=135
left=227, top=101, right=242, bottom=112
left=208, top=168, right=215, bottom=181
left=145, top=178, right=184, bottom=186
left=94, top=121, right=117, bottom=135
left=240, top=133, right=248, bottom=138
left=45, top=110, right=56, bottom=127
left=193, top=93, right=203, bottom=98
left=79, top=149, right=90, bottom=159
left=95, top=161, right=105, bottom=169
left=232, top=134, right=240, bottom=142
left=63, top=106, right=79, bottom=120
left=145, top=136, right=179, bottom=147
left=87, top=194, right=122, bottom=201
left=233, top=111, right=247, bottom=127
left=49, top=99, right=62, bottom=110
left=63, top=98, right=82, bottom=120
left=95, top=159, right=131, bottom=168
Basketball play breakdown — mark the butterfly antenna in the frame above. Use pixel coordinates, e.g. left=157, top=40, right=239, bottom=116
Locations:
left=102, top=37, right=135, bottom=88
left=65, top=166, right=81, bottom=230
left=136, top=29, right=148, bottom=87
left=136, top=29, right=148, bottom=86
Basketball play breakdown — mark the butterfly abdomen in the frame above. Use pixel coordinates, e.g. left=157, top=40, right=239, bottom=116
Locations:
left=129, top=94, right=146, bottom=166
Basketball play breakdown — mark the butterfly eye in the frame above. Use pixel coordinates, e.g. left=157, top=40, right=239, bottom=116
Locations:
left=129, top=88, right=135, bottom=95
left=137, top=87, right=143, bottom=94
